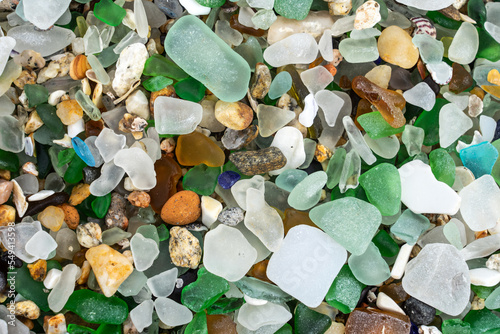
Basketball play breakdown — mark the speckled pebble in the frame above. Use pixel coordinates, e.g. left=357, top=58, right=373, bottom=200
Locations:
left=105, top=193, right=129, bottom=230
left=218, top=207, right=245, bottom=226
left=169, top=226, right=202, bottom=269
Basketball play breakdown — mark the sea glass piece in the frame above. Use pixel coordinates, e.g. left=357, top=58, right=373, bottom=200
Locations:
left=94, top=0, right=127, bottom=26
left=460, top=142, right=499, bottom=178
left=402, top=243, right=470, bottom=316
left=89, top=161, right=125, bottom=197
left=203, top=225, right=257, bottom=282
left=273, top=0, right=312, bottom=20
left=181, top=267, right=230, bottom=312
left=326, top=264, right=365, bottom=314
left=23, top=0, right=71, bottom=30
left=411, top=33, right=444, bottom=64
left=154, top=96, right=203, bottom=135
left=315, top=90, right=345, bottom=127
left=339, top=150, right=361, bottom=193
left=357, top=111, right=405, bottom=139
left=164, top=15, right=251, bottom=102
left=448, top=22, right=479, bottom=65
left=268, top=71, right=292, bottom=100
left=403, top=82, right=436, bottom=111
left=287, top=171, right=327, bottom=210
left=0, top=115, right=25, bottom=153
left=8, top=25, right=76, bottom=57
left=429, top=148, right=455, bottom=187
left=275, top=169, right=307, bottom=192
left=244, top=187, right=284, bottom=252
left=338, top=37, right=379, bottom=63
left=114, top=148, right=156, bottom=190
left=439, top=103, right=473, bottom=148
left=266, top=225, right=347, bottom=308
left=352, top=76, right=406, bottom=128
left=176, top=131, right=225, bottom=167
left=263, top=33, right=318, bottom=67
left=390, top=209, right=430, bottom=245
left=238, top=302, right=292, bottom=331
left=359, top=163, right=401, bottom=216
left=155, top=297, right=193, bottom=327
left=256, top=104, right=295, bottom=137
left=398, top=160, right=461, bottom=215
left=401, top=125, right=424, bottom=157
left=394, top=0, right=453, bottom=10
left=364, top=134, right=400, bottom=159
left=300, top=66, right=333, bottom=95
left=326, top=148, right=346, bottom=189
left=0, top=37, right=15, bottom=76
left=348, top=242, right=391, bottom=285
left=269, top=127, right=306, bottom=175
left=309, top=197, right=381, bottom=256
left=130, top=233, right=160, bottom=271
left=343, top=116, right=376, bottom=165
left=459, top=175, right=500, bottom=231
left=48, top=264, right=79, bottom=312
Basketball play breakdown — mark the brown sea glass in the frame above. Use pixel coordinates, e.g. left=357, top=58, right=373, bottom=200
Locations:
left=449, top=63, right=473, bottom=93
left=345, top=308, right=411, bottom=334
left=175, top=131, right=226, bottom=167
left=85, top=119, right=104, bottom=137
left=354, top=99, right=372, bottom=131
left=283, top=208, right=318, bottom=235
left=207, top=314, right=237, bottom=334
left=247, top=260, right=273, bottom=284
left=352, top=76, right=406, bottom=128
left=149, top=154, right=182, bottom=213
left=379, top=282, right=410, bottom=304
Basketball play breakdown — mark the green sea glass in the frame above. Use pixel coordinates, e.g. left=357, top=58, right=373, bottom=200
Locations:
left=358, top=163, right=401, bottom=216
left=94, top=0, right=126, bottom=26
left=183, top=164, right=220, bottom=196
left=294, top=303, right=332, bottom=334
left=357, top=111, right=405, bottom=139
left=326, top=264, right=365, bottom=314
left=181, top=267, right=230, bottom=312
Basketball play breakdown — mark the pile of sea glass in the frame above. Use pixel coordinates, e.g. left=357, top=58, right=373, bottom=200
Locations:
left=0, top=0, right=500, bottom=332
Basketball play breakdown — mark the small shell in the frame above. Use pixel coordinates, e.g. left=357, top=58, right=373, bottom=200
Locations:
left=113, top=79, right=141, bottom=105
left=52, top=134, right=73, bottom=148
left=81, top=77, right=91, bottom=96
left=92, top=82, right=104, bottom=109
left=70, top=55, right=91, bottom=81
left=12, top=179, right=28, bottom=217
left=25, top=134, right=35, bottom=157
left=22, top=162, right=38, bottom=176
left=410, top=17, right=437, bottom=38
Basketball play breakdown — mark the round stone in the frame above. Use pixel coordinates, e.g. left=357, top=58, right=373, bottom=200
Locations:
left=161, top=190, right=201, bottom=225
left=377, top=26, right=419, bottom=69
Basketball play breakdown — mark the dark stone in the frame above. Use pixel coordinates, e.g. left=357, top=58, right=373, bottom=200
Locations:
left=423, top=75, right=440, bottom=96
left=389, top=65, right=414, bottom=91
left=83, top=166, right=101, bottom=184
left=221, top=125, right=259, bottom=150
left=229, top=146, right=287, bottom=176
left=403, top=296, right=436, bottom=325
left=23, top=191, right=70, bottom=219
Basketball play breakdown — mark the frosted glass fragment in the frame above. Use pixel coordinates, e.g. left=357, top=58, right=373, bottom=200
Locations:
left=459, top=175, right=500, bottom=232
left=338, top=37, right=379, bottom=63
left=268, top=71, right=292, bottom=100
left=412, top=34, right=444, bottom=64
left=298, top=93, right=318, bottom=127
left=448, top=22, right=479, bottom=65
left=318, top=29, right=333, bottom=61
left=394, top=0, right=454, bottom=10
left=25, top=230, right=57, bottom=260
left=315, top=90, right=345, bottom=127
left=402, top=243, right=470, bottom=316
left=245, top=188, right=284, bottom=252
left=439, top=103, right=473, bottom=148
left=339, top=150, right=361, bottom=193
left=266, top=225, right=347, bottom=308
left=154, top=96, right=203, bottom=135
left=89, top=161, right=126, bottom=197
left=155, top=297, right=193, bottom=327
left=263, top=33, right=318, bottom=67
left=8, top=25, right=76, bottom=57
left=23, top=0, right=71, bottom=30
left=403, top=82, right=436, bottom=111
left=287, top=171, right=327, bottom=211
left=0, top=37, right=15, bottom=76
left=114, top=148, right=157, bottom=190
left=343, top=116, right=376, bottom=165
left=130, top=300, right=153, bottom=332
left=130, top=233, right=160, bottom=271
left=231, top=175, right=265, bottom=211
left=348, top=242, right=390, bottom=285
left=204, top=224, right=257, bottom=281
left=300, top=66, right=333, bottom=95
left=398, top=160, right=461, bottom=215
left=238, top=302, right=291, bottom=331
left=147, top=268, right=178, bottom=297
left=164, top=15, right=251, bottom=102
left=95, top=128, right=126, bottom=163
left=269, top=126, right=306, bottom=175
left=364, top=134, right=400, bottom=159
